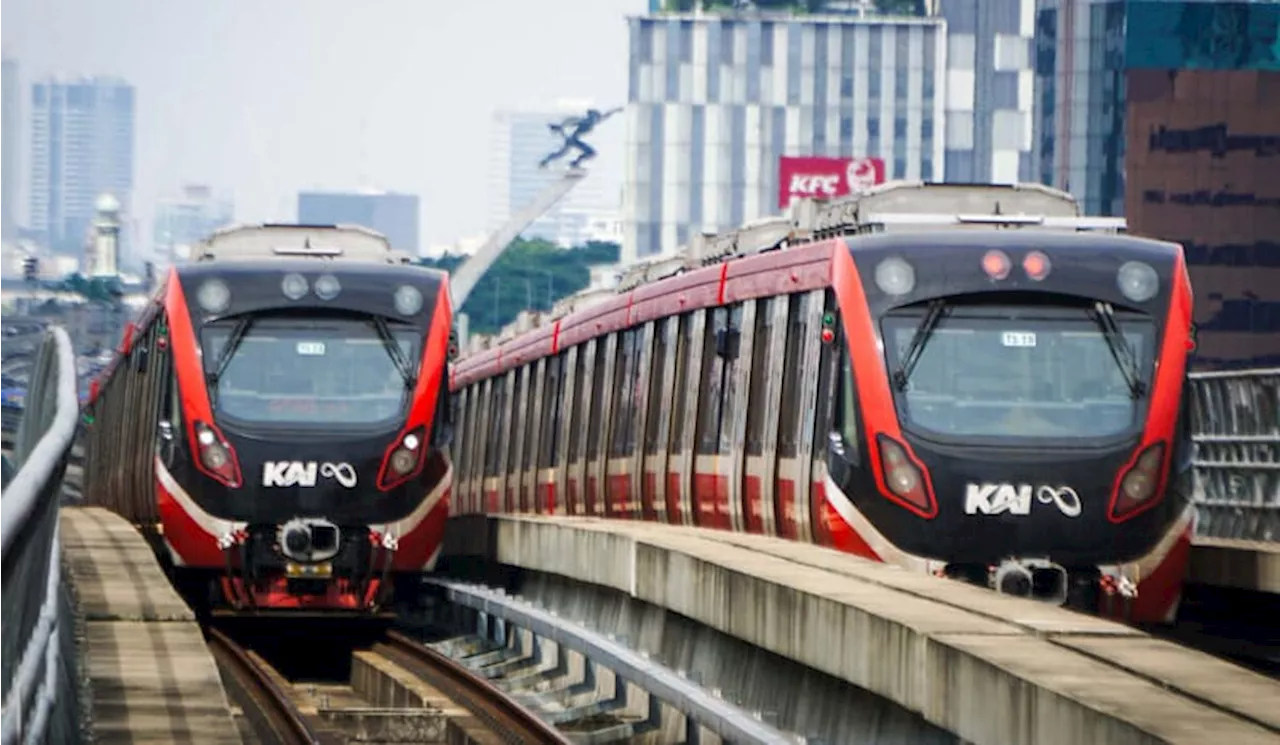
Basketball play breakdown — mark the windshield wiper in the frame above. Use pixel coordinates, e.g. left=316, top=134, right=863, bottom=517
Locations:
left=892, top=299, right=947, bottom=391
left=370, top=317, right=416, bottom=389
left=208, top=317, right=253, bottom=406
left=1088, top=301, right=1146, bottom=399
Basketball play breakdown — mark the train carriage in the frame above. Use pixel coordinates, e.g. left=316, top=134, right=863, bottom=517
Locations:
left=83, top=224, right=455, bottom=614
left=450, top=182, right=1197, bottom=624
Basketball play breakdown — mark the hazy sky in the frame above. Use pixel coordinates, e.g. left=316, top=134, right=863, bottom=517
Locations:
left=2, top=0, right=643, bottom=249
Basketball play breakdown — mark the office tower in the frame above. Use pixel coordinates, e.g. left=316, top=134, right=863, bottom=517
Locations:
left=27, top=76, right=135, bottom=254
left=297, top=190, right=420, bottom=255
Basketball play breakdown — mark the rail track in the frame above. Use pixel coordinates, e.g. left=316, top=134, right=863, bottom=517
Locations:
left=373, top=630, right=573, bottom=745
left=207, top=627, right=324, bottom=745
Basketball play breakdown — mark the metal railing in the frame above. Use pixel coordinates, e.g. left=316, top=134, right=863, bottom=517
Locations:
left=1189, top=368, right=1280, bottom=542
left=1, top=327, right=83, bottom=745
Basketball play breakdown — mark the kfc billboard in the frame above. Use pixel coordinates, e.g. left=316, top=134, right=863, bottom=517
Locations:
left=778, top=156, right=886, bottom=210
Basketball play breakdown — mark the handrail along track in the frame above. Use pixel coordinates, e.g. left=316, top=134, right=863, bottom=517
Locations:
left=375, top=630, right=572, bottom=745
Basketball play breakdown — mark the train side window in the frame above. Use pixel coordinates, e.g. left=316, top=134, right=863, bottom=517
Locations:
left=745, top=298, right=773, bottom=456
left=508, top=368, right=525, bottom=474
left=522, top=363, right=539, bottom=475
left=670, top=313, right=694, bottom=450
left=610, top=329, right=638, bottom=458
left=716, top=303, right=744, bottom=454
left=695, top=308, right=727, bottom=456
left=567, top=345, right=587, bottom=463
left=484, top=378, right=504, bottom=477
left=587, top=338, right=611, bottom=459
left=644, top=318, right=670, bottom=454
left=539, top=354, right=563, bottom=468
left=777, top=292, right=811, bottom=459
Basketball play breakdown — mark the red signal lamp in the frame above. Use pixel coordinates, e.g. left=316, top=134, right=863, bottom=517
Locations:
left=982, top=250, right=1011, bottom=280
left=1023, top=251, right=1051, bottom=281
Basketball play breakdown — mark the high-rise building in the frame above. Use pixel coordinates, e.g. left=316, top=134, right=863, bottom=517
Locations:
left=153, top=185, right=235, bottom=262
left=2, top=58, right=19, bottom=242
left=296, top=190, right=420, bottom=254
left=623, top=11, right=948, bottom=262
left=27, top=76, right=136, bottom=255
left=936, top=0, right=1037, bottom=183
left=488, top=106, right=618, bottom=246
left=1035, top=0, right=1280, bottom=368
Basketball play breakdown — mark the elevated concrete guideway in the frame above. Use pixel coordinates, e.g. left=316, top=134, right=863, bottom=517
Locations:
left=443, top=514, right=1280, bottom=745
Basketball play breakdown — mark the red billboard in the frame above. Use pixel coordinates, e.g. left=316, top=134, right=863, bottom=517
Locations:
left=777, top=156, right=886, bottom=210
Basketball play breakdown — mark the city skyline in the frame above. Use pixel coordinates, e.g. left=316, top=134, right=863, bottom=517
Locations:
left=1, top=0, right=639, bottom=253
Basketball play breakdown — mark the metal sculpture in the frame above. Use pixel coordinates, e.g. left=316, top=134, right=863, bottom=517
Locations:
left=539, top=107, right=622, bottom=169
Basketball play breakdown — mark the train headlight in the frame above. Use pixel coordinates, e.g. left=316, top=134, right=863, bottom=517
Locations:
left=196, top=279, right=231, bottom=314
left=314, top=274, right=342, bottom=301
left=1117, top=261, right=1159, bottom=303
left=1112, top=442, right=1166, bottom=520
left=192, top=420, right=241, bottom=487
left=874, top=257, right=915, bottom=296
left=982, top=249, right=1012, bottom=280
left=390, top=449, right=416, bottom=475
left=1023, top=251, right=1051, bottom=281
left=393, top=285, right=423, bottom=316
left=281, top=273, right=309, bottom=300
left=378, top=426, right=427, bottom=490
left=875, top=435, right=935, bottom=517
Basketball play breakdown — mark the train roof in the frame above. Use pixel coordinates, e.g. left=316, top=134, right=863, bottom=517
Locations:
left=192, top=223, right=416, bottom=265
left=173, top=257, right=447, bottom=283
left=848, top=228, right=1181, bottom=260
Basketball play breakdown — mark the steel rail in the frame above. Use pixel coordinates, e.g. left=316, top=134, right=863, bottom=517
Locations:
left=206, top=628, right=319, bottom=745
left=377, top=629, right=571, bottom=745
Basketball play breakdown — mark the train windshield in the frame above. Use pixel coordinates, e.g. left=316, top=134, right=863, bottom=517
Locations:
left=881, top=307, right=1154, bottom=441
left=201, top=314, right=421, bottom=428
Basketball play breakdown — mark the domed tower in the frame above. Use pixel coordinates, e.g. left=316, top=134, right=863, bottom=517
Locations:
left=90, top=193, right=122, bottom=278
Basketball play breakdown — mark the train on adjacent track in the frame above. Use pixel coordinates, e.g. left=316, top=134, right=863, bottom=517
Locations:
left=82, top=224, right=455, bottom=614
left=449, top=181, right=1197, bottom=624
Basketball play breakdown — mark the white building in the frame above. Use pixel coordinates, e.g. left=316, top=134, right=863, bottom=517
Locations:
left=623, top=11, right=947, bottom=262
left=488, top=104, right=621, bottom=247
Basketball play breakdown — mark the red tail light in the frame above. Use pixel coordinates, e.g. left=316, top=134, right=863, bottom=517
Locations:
left=377, top=426, right=427, bottom=491
left=1110, top=442, right=1166, bottom=521
left=193, top=420, right=242, bottom=487
left=876, top=434, right=937, bottom=518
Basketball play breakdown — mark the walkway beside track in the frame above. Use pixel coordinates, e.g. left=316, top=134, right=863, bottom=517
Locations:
left=1189, top=538, right=1280, bottom=594
left=61, top=506, right=242, bottom=744
left=443, top=514, right=1280, bottom=745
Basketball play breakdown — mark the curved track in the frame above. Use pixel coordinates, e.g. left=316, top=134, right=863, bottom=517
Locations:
left=207, top=627, right=322, bottom=745
left=374, top=630, right=573, bottom=745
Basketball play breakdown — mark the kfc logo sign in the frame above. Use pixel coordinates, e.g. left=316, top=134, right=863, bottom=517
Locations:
left=778, top=156, right=886, bottom=209
left=788, top=174, right=841, bottom=197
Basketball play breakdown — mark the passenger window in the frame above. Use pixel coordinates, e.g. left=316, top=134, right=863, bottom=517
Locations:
left=745, top=298, right=773, bottom=457
left=644, top=318, right=669, bottom=454
left=521, top=364, right=538, bottom=474
left=508, top=368, right=525, bottom=473
left=587, top=340, right=609, bottom=458
left=670, top=313, right=694, bottom=450
left=610, top=329, right=639, bottom=457
left=813, top=291, right=841, bottom=454
left=716, top=304, right=744, bottom=454
left=567, top=345, right=587, bottom=462
left=539, top=354, right=563, bottom=468
left=777, top=292, right=811, bottom=458
left=695, top=308, right=727, bottom=456
left=484, top=378, right=504, bottom=477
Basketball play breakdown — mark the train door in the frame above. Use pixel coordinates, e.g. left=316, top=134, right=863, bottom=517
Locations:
left=586, top=335, right=616, bottom=516
left=483, top=376, right=506, bottom=513
left=606, top=328, right=641, bottom=517
left=520, top=359, right=543, bottom=513
left=537, top=353, right=565, bottom=513
left=641, top=318, right=676, bottom=522
left=629, top=322, right=656, bottom=520
left=568, top=340, right=595, bottom=515
left=465, top=383, right=485, bottom=513
left=775, top=290, right=824, bottom=541
left=809, top=290, right=844, bottom=546
left=557, top=346, right=581, bottom=514
left=692, top=304, right=743, bottom=530
left=667, top=312, right=703, bottom=525
left=744, top=297, right=786, bottom=535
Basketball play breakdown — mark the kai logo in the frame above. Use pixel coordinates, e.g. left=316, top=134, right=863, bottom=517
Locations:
left=262, top=461, right=358, bottom=489
left=964, top=483, right=1082, bottom=518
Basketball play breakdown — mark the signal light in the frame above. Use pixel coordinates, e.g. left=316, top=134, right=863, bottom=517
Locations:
left=982, top=250, right=1011, bottom=280
left=820, top=311, right=837, bottom=344
left=1111, top=442, right=1165, bottom=521
left=1023, top=251, right=1051, bottom=281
